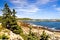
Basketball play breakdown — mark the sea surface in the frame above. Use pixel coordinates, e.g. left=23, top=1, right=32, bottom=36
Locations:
left=24, top=21, right=60, bottom=30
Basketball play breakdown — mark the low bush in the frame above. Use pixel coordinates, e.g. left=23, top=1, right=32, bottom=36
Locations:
left=10, top=25, right=23, bottom=34
left=0, top=34, right=9, bottom=40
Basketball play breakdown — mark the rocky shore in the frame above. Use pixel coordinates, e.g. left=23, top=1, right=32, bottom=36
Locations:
left=0, top=29, right=24, bottom=40
left=17, top=21, right=60, bottom=40
left=0, top=21, right=60, bottom=40
left=31, top=24, right=60, bottom=32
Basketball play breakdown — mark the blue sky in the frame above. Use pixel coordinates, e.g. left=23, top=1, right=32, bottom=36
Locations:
left=0, top=0, right=60, bottom=19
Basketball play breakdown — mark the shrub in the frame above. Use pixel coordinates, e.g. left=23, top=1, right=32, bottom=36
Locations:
left=0, top=34, right=9, bottom=40
left=40, top=31, right=50, bottom=40
left=11, top=25, right=23, bottom=34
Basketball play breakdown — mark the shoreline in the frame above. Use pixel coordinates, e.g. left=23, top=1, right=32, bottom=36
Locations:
left=31, top=24, right=60, bottom=32
left=17, top=20, right=60, bottom=39
left=27, top=23, right=60, bottom=32
left=18, top=20, right=60, bottom=32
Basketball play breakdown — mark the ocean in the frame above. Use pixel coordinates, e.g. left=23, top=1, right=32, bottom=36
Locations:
left=25, top=21, right=60, bottom=30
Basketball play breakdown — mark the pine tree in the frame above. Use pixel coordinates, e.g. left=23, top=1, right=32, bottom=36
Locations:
left=2, top=3, right=23, bottom=34
left=2, top=3, right=17, bottom=28
left=2, top=3, right=12, bottom=28
left=12, top=9, right=16, bottom=19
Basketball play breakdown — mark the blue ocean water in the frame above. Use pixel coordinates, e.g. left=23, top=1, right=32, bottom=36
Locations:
left=26, top=21, right=60, bottom=30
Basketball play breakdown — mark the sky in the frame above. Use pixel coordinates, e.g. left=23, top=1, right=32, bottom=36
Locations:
left=0, top=0, right=60, bottom=19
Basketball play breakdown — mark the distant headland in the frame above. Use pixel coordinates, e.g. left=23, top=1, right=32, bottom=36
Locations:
left=17, top=18, right=60, bottom=22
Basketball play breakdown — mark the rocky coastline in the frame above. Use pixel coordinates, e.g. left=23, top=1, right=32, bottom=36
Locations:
left=18, top=21, right=60, bottom=32
left=17, top=21, right=60, bottom=40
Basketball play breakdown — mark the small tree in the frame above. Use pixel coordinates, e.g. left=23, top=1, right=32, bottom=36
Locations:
left=2, top=3, right=23, bottom=34
left=40, top=31, right=50, bottom=40
left=2, top=3, right=12, bottom=28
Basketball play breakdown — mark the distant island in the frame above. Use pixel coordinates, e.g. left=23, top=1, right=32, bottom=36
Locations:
left=17, top=18, right=60, bottom=22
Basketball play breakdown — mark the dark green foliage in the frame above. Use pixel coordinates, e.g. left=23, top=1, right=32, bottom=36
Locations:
left=11, top=25, right=23, bottom=34
left=29, top=25, right=32, bottom=35
left=40, top=31, right=50, bottom=40
left=27, top=26, right=39, bottom=40
left=0, top=16, right=2, bottom=23
left=12, top=9, right=16, bottom=19
left=2, top=3, right=23, bottom=34
left=2, top=3, right=12, bottom=28
left=27, top=33, right=38, bottom=40
left=20, top=26, right=39, bottom=40
left=17, top=18, right=32, bottom=20
left=0, top=34, right=9, bottom=40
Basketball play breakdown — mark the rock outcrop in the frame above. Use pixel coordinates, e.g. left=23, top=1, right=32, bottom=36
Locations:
left=0, top=29, right=24, bottom=40
left=17, top=21, right=60, bottom=40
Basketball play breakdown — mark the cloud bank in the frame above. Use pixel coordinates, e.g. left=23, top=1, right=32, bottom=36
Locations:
left=9, top=0, right=59, bottom=19
left=10, top=0, right=57, bottom=14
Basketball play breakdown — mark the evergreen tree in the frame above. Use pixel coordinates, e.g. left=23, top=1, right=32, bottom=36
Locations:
left=2, top=3, right=12, bottom=28
left=2, top=3, right=23, bottom=34
left=12, top=9, right=16, bottom=19
left=11, top=9, right=17, bottom=25
left=2, top=3, right=17, bottom=29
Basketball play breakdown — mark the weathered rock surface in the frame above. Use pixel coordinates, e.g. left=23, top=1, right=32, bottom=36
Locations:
left=0, top=29, right=24, bottom=40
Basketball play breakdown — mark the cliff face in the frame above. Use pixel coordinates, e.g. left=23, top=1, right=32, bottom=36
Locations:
left=17, top=21, right=60, bottom=40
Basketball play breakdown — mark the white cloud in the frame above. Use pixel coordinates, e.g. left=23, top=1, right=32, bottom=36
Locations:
left=50, top=0, right=57, bottom=2
left=10, top=0, right=58, bottom=10
left=15, top=5, right=39, bottom=14
left=55, top=7, right=60, bottom=11
left=10, top=0, right=28, bottom=7
left=10, top=0, right=58, bottom=15
left=36, top=0, right=57, bottom=5
left=10, top=0, right=57, bottom=5
left=0, top=11, right=2, bottom=16
left=38, top=0, right=50, bottom=4
left=52, top=5, right=57, bottom=7
left=10, top=0, right=20, bottom=3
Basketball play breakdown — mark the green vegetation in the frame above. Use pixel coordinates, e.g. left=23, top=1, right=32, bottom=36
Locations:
left=40, top=31, right=50, bottom=40
left=2, top=3, right=23, bottom=34
left=19, top=25, right=39, bottom=40
left=27, top=26, right=39, bottom=40
left=21, top=26, right=50, bottom=40
left=0, top=16, right=2, bottom=23
left=17, top=18, right=32, bottom=20
left=0, top=34, right=9, bottom=40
